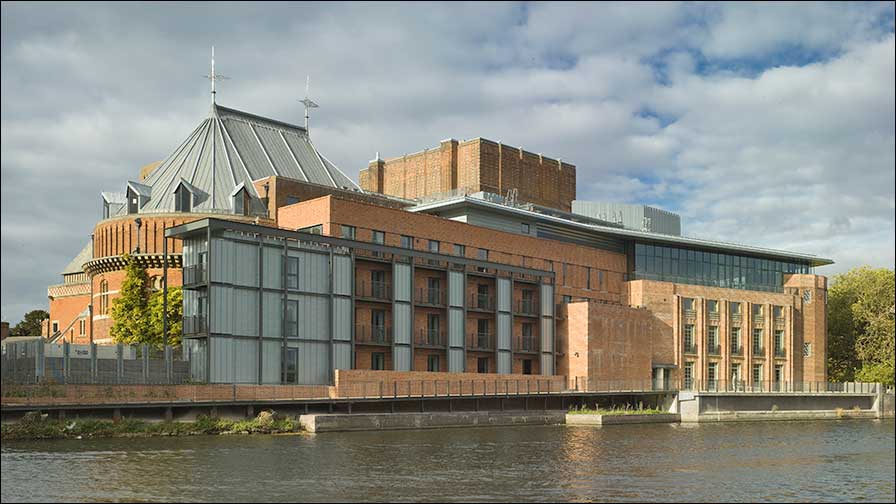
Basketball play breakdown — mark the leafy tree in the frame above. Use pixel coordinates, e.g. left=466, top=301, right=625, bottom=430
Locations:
left=148, top=287, right=183, bottom=348
left=827, top=267, right=895, bottom=385
left=109, top=254, right=152, bottom=346
left=11, top=309, right=49, bottom=336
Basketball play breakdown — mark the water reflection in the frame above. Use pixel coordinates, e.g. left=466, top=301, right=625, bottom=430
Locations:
left=2, top=420, right=894, bottom=503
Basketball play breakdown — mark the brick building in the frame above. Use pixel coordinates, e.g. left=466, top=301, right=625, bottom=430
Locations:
left=359, top=138, right=577, bottom=212
left=47, top=97, right=831, bottom=390
left=45, top=101, right=364, bottom=345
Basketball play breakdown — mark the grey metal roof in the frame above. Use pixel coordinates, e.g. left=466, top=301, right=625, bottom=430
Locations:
left=118, top=103, right=360, bottom=215
left=60, top=241, right=93, bottom=275
left=409, top=194, right=834, bottom=267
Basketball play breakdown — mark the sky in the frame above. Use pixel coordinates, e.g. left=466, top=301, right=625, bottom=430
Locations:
left=1, top=1, right=894, bottom=325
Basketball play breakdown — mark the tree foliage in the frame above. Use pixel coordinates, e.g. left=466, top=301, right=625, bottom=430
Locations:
left=148, top=287, right=183, bottom=347
left=827, top=266, right=895, bottom=385
left=110, top=254, right=181, bottom=349
left=11, top=310, right=49, bottom=336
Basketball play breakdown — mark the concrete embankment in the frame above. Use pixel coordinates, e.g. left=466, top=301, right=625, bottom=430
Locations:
left=299, top=411, right=566, bottom=433
left=565, top=413, right=680, bottom=426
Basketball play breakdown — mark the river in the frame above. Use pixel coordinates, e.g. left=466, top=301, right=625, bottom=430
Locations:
left=2, top=419, right=893, bottom=502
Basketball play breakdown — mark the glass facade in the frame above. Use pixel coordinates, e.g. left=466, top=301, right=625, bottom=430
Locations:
left=632, top=243, right=811, bottom=292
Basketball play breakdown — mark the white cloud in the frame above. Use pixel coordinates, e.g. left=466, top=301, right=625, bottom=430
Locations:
left=1, top=2, right=893, bottom=324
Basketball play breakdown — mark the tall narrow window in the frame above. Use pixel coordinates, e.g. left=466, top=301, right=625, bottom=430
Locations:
left=174, top=185, right=191, bottom=212
left=707, top=362, right=718, bottom=388
left=684, top=362, right=694, bottom=389
left=731, top=327, right=741, bottom=354
left=586, top=267, right=592, bottom=290
left=286, top=257, right=299, bottom=290
left=371, top=230, right=385, bottom=245
left=99, top=279, right=109, bottom=315
left=453, top=244, right=465, bottom=257
left=285, top=300, right=298, bottom=337
left=521, top=223, right=530, bottom=234
left=598, top=270, right=605, bottom=291
left=684, top=324, right=696, bottom=353
left=427, top=354, right=440, bottom=372
left=372, top=352, right=385, bottom=371
left=753, top=364, right=763, bottom=386
left=752, top=328, right=764, bottom=354
left=285, top=348, right=298, bottom=383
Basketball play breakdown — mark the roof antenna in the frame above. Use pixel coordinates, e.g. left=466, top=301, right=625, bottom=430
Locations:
left=204, top=45, right=230, bottom=105
left=300, top=76, right=319, bottom=135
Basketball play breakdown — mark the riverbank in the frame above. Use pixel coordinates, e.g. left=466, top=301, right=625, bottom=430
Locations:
left=0, top=411, right=301, bottom=441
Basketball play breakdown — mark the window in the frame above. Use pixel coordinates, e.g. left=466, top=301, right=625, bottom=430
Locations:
left=774, top=330, right=785, bottom=355
left=773, top=305, right=784, bottom=319
left=598, top=270, right=605, bottom=291
left=522, top=359, right=532, bottom=375
left=299, top=225, right=322, bottom=235
left=682, top=298, right=695, bottom=312
left=286, top=257, right=299, bottom=289
left=79, top=319, right=86, bottom=336
left=341, top=225, right=356, bottom=240
left=477, top=318, right=489, bottom=335
left=684, top=324, right=695, bottom=351
left=752, top=304, right=764, bottom=317
left=426, top=277, right=441, bottom=304
left=521, top=222, right=530, bottom=234
left=427, top=314, right=440, bottom=345
left=752, top=328, right=763, bottom=353
left=522, top=323, right=534, bottom=351
left=707, top=300, right=719, bottom=313
left=127, top=187, right=139, bottom=214
left=753, top=364, right=763, bottom=385
left=371, top=270, right=387, bottom=299
left=174, top=185, right=191, bottom=212
left=684, top=362, right=694, bottom=389
left=774, top=364, right=783, bottom=388
left=731, top=363, right=741, bottom=383
left=99, top=279, right=109, bottom=315
left=731, top=327, right=741, bottom=352
left=371, top=230, right=385, bottom=245
left=708, top=326, right=719, bottom=352
left=477, top=358, right=489, bottom=374
left=233, top=190, right=249, bottom=216
left=522, top=289, right=535, bottom=314
left=52, top=321, right=59, bottom=334
left=400, top=235, right=413, bottom=249
left=478, top=248, right=488, bottom=261
left=285, top=348, right=298, bottom=383
left=372, top=352, right=385, bottom=371
left=586, top=267, right=592, bottom=290
left=285, top=195, right=300, bottom=206
left=477, top=284, right=490, bottom=309
left=427, top=354, right=440, bottom=372
left=803, top=342, right=812, bottom=357
left=730, top=302, right=741, bottom=316
left=428, top=240, right=440, bottom=253
left=561, top=295, right=572, bottom=304
left=453, top=244, right=465, bottom=257
left=285, top=300, right=298, bottom=337
left=707, top=363, right=718, bottom=388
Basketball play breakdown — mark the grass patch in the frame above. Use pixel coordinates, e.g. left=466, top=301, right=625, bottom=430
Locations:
left=568, top=403, right=666, bottom=416
left=1, top=410, right=301, bottom=441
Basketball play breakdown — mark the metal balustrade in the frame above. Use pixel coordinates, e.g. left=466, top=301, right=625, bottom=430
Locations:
left=355, top=325, right=393, bottom=345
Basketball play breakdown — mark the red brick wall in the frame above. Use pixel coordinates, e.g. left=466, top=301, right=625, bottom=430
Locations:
left=359, top=138, right=576, bottom=212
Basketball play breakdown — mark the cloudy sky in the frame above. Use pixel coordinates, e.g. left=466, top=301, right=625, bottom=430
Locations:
left=2, top=2, right=894, bottom=324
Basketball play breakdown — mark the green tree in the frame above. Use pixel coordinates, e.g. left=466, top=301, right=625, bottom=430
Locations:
left=109, top=254, right=152, bottom=346
left=827, top=267, right=895, bottom=385
left=148, top=287, right=183, bottom=348
left=11, top=309, right=49, bottom=336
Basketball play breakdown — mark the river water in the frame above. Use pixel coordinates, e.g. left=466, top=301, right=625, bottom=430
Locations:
left=2, top=419, right=893, bottom=502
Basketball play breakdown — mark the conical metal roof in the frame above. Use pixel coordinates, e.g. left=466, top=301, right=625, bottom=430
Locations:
left=121, top=103, right=360, bottom=216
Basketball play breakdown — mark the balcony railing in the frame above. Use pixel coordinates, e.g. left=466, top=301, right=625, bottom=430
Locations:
left=182, top=315, right=207, bottom=335
left=774, top=348, right=787, bottom=358
left=355, top=325, right=393, bottom=345
left=731, top=345, right=743, bottom=356
left=182, top=264, right=207, bottom=287
left=415, top=329, right=446, bottom=348
left=356, top=281, right=391, bottom=301
left=707, top=344, right=721, bottom=356
left=516, top=335, right=539, bottom=353
left=470, top=293, right=494, bottom=311
left=415, top=287, right=445, bottom=306
left=684, top=343, right=698, bottom=355
left=468, top=332, right=494, bottom=351
left=517, top=299, right=538, bottom=316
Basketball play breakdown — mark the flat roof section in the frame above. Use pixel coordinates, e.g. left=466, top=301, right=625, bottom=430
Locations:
left=409, top=195, right=834, bottom=267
